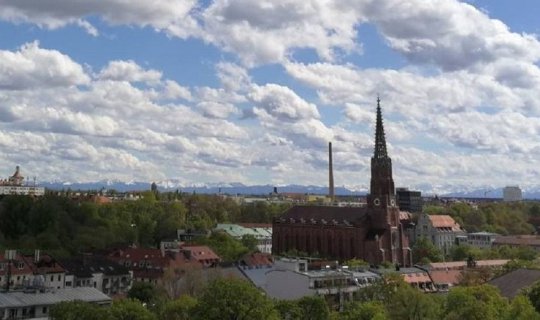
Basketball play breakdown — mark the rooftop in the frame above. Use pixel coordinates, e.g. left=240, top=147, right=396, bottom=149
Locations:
left=0, top=287, right=111, bottom=308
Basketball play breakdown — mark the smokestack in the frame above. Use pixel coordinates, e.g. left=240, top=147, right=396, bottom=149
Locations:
left=328, top=142, right=335, bottom=202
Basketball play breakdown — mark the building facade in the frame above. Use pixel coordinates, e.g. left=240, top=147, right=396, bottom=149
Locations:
left=415, top=214, right=466, bottom=254
left=396, top=188, right=423, bottom=213
left=503, top=186, right=522, bottom=202
left=0, top=166, right=45, bottom=196
left=273, top=99, right=411, bottom=266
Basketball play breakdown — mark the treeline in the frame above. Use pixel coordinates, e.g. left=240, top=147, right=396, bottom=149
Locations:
left=424, top=201, right=537, bottom=234
left=0, top=193, right=290, bottom=257
left=50, top=274, right=540, bottom=320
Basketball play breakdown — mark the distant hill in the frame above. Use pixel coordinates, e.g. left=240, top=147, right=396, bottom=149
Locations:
left=37, top=180, right=540, bottom=199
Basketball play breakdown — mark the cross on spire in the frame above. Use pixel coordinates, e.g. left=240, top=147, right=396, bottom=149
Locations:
left=373, top=97, right=388, bottom=159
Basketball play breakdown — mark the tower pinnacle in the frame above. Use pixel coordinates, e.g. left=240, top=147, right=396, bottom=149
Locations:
left=374, top=97, right=388, bottom=159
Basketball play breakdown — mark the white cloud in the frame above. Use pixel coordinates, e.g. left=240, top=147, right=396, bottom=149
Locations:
left=0, top=41, right=90, bottom=90
left=98, top=60, right=162, bottom=85
left=0, top=0, right=199, bottom=37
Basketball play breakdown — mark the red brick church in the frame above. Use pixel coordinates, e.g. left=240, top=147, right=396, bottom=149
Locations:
left=272, top=99, right=412, bottom=266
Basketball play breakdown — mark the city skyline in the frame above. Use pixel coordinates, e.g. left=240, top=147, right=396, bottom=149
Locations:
left=1, top=1, right=540, bottom=194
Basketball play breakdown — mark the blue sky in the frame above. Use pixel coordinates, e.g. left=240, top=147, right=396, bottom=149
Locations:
left=0, top=0, right=540, bottom=193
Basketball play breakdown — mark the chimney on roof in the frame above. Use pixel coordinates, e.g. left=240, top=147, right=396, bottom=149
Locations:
left=34, top=249, right=40, bottom=263
left=328, top=142, right=335, bottom=202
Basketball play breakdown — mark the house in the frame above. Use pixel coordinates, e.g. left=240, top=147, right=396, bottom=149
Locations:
left=415, top=214, right=465, bottom=254
left=0, top=287, right=111, bottom=320
left=215, top=223, right=272, bottom=253
left=22, top=251, right=66, bottom=290
left=489, top=269, right=540, bottom=298
left=273, top=100, right=411, bottom=266
left=0, top=251, right=33, bottom=291
left=60, top=256, right=132, bottom=296
left=180, top=246, right=221, bottom=267
left=427, top=259, right=509, bottom=290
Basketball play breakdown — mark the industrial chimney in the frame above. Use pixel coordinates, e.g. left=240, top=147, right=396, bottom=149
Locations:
left=328, top=142, right=335, bottom=202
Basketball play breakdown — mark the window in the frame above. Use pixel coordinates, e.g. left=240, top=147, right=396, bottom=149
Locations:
left=58, top=275, right=61, bottom=281
left=42, top=307, right=48, bottom=314
left=50, top=275, right=54, bottom=282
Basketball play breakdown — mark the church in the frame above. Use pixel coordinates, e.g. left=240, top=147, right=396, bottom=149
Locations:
left=272, top=99, right=412, bottom=266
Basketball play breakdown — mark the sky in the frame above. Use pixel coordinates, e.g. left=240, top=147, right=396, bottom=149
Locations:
left=1, top=0, right=540, bottom=193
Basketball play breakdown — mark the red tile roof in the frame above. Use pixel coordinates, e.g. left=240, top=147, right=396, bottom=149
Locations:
left=430, top=270, right=462, bottom=285
left=0, top=253, right=33, bottom=276
left=181, top=246, right=220, bottom=262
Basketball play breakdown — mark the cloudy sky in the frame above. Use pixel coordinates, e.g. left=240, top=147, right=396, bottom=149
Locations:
left=1, top=0, right=539, bottom=193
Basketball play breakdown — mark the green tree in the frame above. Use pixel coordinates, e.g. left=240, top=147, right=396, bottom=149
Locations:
left=412, top=237, right=443, bottom=263
left=525, top=281, right=540, bottom=313
left=274, top=300, right=303, bottom=320
left=296, top=296, right=330, bottom=320
left=50, top=301, right=111, bottom=320
left=109, top=299, right=156, bottom=320
left=192, top=278, right=278, bottom=320
left=444, top=285, right=507, bottom=320
left=506, top=295, right=540, bottom=320
left=341, top=301, right=388, bottom=320
left=159, top=295, right=198, bottom=320
left=128, top=282, right=160, bottom=305
left=241, top=234, right=259, bottom=252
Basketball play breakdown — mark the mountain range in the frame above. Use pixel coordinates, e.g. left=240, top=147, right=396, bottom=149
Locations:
left=35, top=180, right=540, bottom=199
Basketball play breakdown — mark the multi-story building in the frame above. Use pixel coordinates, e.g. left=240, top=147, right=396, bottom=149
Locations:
left=23, top=252, right=66, bottom=290
left=415, top=214, right=466, bottom=254
left=0, top=251, right=33, bottom=291
left=503, top=186, right=522, bottom=202
left=467, top=232, right=499, bottom=249
left=396, top=188, right=423, bottom=213
left=60, top=256, right=132, bottom=296
left=0, top=166, right=45, bottom=196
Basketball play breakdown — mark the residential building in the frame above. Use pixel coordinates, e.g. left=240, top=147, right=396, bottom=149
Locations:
left=396, top=188, right=423, bottom=213
left=503, top=186, right=522, bottom=202
left=180, top=246, right=221, bottom=267
left=23, top=252, right=66, bottom=290
left=273, top=100, right=412, bottom=266
left=467, top=232, right=499, bottom=249
left=60, top=256, right=132, bottom=296
left=493, top=235, right=540, bottom=251
left=0, top=166, right=45, bottom=196
left=264, top=258, right=379, bottom=307
left=0, top=251, right=33, bottom=291
left=215, top=223, right=272, bottom=253
left=415, top=214, right=465, bottom=254
left=0, top=287, right=111, bottom=320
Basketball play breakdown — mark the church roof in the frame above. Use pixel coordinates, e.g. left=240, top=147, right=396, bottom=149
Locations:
left=276, top=205, right=368, bottom=226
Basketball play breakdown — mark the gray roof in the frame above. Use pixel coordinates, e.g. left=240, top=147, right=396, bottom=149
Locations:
left=488, top=268, right=540, bottom=298
left=0, top=287, right=111, bottom=308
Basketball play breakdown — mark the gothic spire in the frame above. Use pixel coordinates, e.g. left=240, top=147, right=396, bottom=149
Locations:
left=373, top=97, right=388, bottom=159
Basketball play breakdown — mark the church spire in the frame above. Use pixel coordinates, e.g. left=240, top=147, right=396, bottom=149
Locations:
left=374, top=96, right=388, bottom=159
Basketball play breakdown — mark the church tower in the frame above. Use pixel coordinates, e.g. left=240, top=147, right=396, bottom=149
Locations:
left=367, top=98, right=398, bottom=227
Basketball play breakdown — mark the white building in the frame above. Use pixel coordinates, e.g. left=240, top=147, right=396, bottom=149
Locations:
left=503, top=186, right=522, bottom=202
left=416, top=214, right=466, bottom=254
left=0, top=166, right=44, bottom=196
left=467, top=232, right=499, bottom=249
left=264, top=258, right=379, bottom=304
left=0, top=287, right=111, bottom=320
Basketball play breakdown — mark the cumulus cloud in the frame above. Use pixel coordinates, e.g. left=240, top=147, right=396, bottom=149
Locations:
left=0, top=0, right=199, bottom=37
left=0, top=41, right=90, bottom=90
left=98, top=60, right=162, bottom=85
